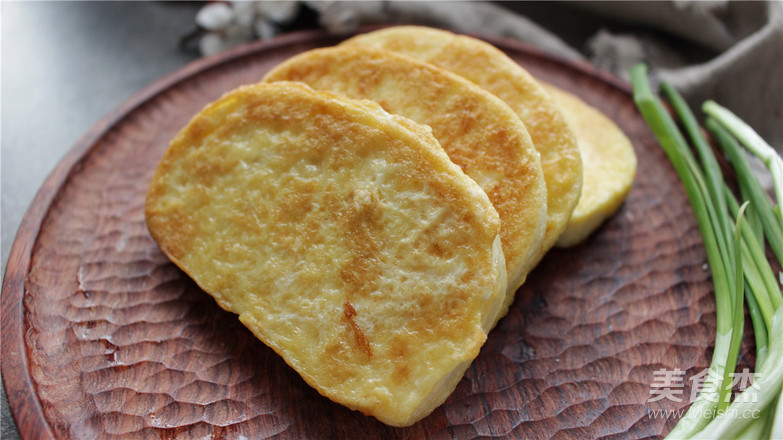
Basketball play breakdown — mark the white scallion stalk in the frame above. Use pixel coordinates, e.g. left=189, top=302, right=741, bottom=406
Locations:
left=734, top=407, right=772, bottom=440
left=690, top=307, right=783, bottom=439
left=665, top=334, right=730, bottom=438
left=771, top=390, right=783, bottom=440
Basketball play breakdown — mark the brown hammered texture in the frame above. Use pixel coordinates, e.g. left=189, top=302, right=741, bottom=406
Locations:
left=17, top=35, right=754, bottom=439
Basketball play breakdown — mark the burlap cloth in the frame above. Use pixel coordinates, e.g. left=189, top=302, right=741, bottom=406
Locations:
left=195, top=1, right=782, bottom=151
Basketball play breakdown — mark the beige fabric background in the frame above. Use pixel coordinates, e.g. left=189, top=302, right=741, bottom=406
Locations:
left=194, top=0, right=782, bottom=163
left=300, top=1, right=782, bottom=152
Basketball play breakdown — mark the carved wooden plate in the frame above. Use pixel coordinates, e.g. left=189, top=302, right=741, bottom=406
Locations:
left=1, top=29, right=753, bottom=439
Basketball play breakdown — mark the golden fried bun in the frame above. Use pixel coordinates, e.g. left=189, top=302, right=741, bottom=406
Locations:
left=263, top=46, right=546, bottom=312
left=542, top=84, right=637, bottom=247
left=145, top=82, right=507, bottom=427
left=344, top=26, right=582, bottom=267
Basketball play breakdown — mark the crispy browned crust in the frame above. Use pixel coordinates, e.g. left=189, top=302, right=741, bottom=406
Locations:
left=344, top=26, right=583, bottom=273
left=263, top=46, right=547, bottom=305
left=145, top=82, right=506, bottom=426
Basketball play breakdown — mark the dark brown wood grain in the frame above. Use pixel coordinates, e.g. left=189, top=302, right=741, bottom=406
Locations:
left=1, top=29, right=754, bottom=439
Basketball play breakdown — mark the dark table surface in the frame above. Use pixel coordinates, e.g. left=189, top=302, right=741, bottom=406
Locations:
left=1, top=2, right=202, bottom=438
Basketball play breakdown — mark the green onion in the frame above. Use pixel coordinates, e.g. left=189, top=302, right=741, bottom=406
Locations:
left=717, top=202, right=746, bottom=414
left=708, top=118, right=783, bottom=273
left=725, top=187, right=780, bottom=333
left=703, top=101, right=783, bottom=222
left=662, top=84, right=732, bottom=255
left=736, top=409, right=772, bottom=440
left=772, top=390, right=783, bottom=439
left=693, top=308, right=783, bottom=439
left=631, top=63, right=783, bottom=440
left=632, top=64, right=733, bottom=437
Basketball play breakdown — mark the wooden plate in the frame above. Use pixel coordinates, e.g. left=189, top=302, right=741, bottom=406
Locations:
left=1, top=29, right=753, bottom=439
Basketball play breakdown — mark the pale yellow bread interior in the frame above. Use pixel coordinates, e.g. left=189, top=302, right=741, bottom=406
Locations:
left=145, top=82, right=507, bottom=427
left=542, top=83, right=637, bottom=246
left=343, top=26, right=582, bottom=270
left=263, top=46, right=546, bottom=315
